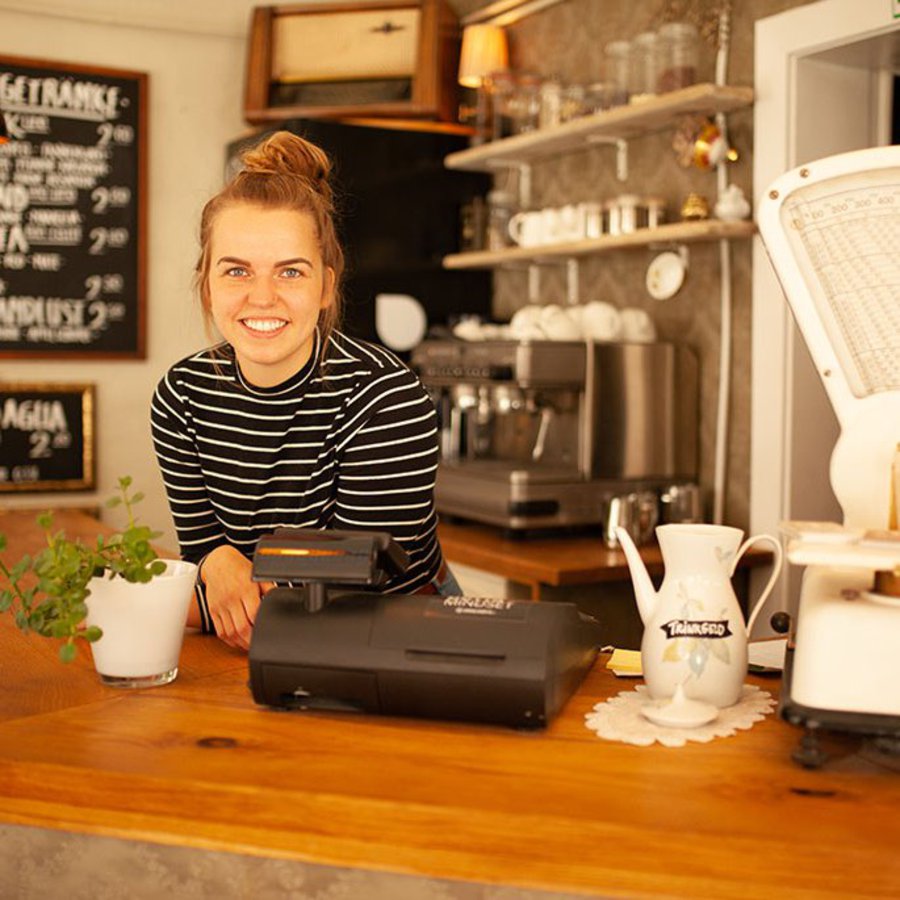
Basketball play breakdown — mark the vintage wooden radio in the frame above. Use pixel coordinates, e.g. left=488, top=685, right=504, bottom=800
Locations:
left=243, top=1, right=462, bottom=124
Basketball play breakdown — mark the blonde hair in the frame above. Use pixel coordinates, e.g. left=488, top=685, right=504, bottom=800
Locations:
left=196, top=130, right=344, bottom=347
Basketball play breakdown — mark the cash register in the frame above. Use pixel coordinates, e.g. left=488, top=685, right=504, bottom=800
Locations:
left=247, top=528, right=602, bottom=728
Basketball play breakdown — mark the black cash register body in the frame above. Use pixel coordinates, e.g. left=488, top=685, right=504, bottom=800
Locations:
left=248, top=529, right=602, bottom=728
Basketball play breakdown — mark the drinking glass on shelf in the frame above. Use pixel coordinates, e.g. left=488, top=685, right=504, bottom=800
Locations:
left=489, top=69, right=517, bottom=141
left=604, top=40, right=631, bottom=107
left=539, top=74, right=563, bottom=129
left=629, top=31, right=658, bottom=103
left=561, top=83, right=586, bottom=122
left=487, top=189, right=516, bottom=250
left=511, top=72, right=542, bottom=134
left=584, top=82, right=611, bottom=115
left=645, top=196, right=666, bottom=229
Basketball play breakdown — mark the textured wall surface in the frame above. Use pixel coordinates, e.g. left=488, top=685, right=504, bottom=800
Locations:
left=483, top=0, right=814, bottom=528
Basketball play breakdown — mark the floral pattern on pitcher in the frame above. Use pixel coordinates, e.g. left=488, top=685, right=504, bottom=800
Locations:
left=660, top=582, right=733, bottom=679
left=714, top=544, right=734, bottom=565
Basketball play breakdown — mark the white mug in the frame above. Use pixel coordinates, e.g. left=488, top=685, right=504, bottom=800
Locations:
left=558, top=203, right=586, bottom=242
left=508, top=210, right=544, bottom=247
left=581, top=202, right=603, bottom=239
left=508, top=208, right=562, bottom=246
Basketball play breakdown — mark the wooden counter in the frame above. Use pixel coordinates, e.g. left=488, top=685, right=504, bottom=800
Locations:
left=438, top=520, right=775, bottom=599
left=1, top=509, right=898, bottom=898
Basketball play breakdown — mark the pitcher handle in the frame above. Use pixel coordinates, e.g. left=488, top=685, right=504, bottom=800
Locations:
left=730, top=533, right=784, bottom=636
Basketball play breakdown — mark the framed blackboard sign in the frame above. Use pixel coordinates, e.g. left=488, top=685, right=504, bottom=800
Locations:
left=0, top=382, right=95, bottom=492
left=0, top=56, right=147, bottom=358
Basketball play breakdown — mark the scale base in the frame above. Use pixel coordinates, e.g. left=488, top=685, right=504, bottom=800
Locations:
left=780, top=646, right=900, bottom=768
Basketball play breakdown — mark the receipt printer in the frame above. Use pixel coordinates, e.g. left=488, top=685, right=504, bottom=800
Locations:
left=248, top=529, right=602, bottom=728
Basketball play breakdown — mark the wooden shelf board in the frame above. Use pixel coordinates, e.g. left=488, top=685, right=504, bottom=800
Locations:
left=444, top=83, right=754, bottom=172
left=443, top=219, right=757, bottom=269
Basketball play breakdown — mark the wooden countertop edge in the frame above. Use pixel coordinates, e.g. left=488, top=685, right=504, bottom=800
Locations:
left=438, top=521, right=774, bottom=588
left=0, top=761, right=865, bottom=900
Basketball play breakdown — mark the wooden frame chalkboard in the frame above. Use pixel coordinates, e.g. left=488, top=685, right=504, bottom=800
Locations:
left=0, top=56, right=147, bottom=358
left=0, top=382, right=95, bottom=492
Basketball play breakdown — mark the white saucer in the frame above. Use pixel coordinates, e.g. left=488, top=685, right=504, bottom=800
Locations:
left=646, top=251, right=686, bottom=301
left=640, top=684, right=719, bottom=728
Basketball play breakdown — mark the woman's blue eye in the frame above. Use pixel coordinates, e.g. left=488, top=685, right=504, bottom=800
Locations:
left=281, top=267, right=303, bottom=278
left=225, top=266, right=248, bottom=277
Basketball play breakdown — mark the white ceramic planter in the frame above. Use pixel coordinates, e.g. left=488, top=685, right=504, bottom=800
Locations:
left=85, top=559, right=197, bottom=688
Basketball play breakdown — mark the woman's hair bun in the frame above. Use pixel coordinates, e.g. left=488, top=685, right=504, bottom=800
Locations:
left=240, top=130, right=333, bottom=198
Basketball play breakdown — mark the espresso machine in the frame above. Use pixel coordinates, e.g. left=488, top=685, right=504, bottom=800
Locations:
left=412, top=339, right=698, bottom=531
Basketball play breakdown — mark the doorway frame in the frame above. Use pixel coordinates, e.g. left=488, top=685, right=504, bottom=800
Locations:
left=751, top=0, right=899, bottom=614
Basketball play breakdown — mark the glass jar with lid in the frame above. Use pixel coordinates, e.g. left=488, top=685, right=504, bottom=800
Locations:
left=511, top=72, right=542, bottom=134
left=489, top=69, right=516, bottom=141
left=644, top=196, right=666, bottom=229
left=486, top=190, right=516, bottom=251
left=539, top=74, right=563, bottom=129
left=616, top=194, right=641, bottom=233
left=560, top=83, right=586, bottom=122
left=584, top=82, right=610, bottom=115
left=629, top=32, right=658, bottom=103
left=657, top=21, right=699, bottom=92
left=604, top=40, right=631, bottom=107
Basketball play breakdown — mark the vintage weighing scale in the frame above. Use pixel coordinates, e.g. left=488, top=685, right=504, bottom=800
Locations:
left=758, top=145, right=900, bottom=767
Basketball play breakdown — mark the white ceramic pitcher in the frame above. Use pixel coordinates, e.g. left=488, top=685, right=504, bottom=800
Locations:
left=616, top=523, right=783, bottom=708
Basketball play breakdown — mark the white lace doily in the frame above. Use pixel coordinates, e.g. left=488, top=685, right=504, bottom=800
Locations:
left=585, top=684, right=776, bottom=747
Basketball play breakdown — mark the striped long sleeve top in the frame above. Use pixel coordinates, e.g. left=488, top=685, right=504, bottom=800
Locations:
left=150, top=329, right=444, bottom=632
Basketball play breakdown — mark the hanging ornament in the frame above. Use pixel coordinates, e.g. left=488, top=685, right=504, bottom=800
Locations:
left=692, top=119, right=739, bottom=169
left=672, top=116, right=738, bottom=169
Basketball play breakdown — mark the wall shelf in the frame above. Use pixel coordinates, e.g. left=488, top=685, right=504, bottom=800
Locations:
left=443, top=219, right=757, bottom=269
left=443, top=83, right=754, bottom=173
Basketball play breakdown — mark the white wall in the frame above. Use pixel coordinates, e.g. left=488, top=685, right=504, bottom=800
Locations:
left=0, top=0, right=259, bottom=549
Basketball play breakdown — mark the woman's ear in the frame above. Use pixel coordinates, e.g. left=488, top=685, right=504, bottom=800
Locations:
left=321, top=267, right=336, bottom=309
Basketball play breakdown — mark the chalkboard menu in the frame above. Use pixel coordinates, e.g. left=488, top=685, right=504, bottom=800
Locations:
left=0, top=56, right=146, bottom=357
left=0, top=383, right=95, bottom=492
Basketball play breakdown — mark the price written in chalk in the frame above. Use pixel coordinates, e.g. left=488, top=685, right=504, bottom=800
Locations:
left=84, top=272, right=124, bottom=299
left=96, top=123, right=135, bottom=146
left=91, top=185, right=131, bottom=213
left=88, top=226, right=129, bottom=254
left=0, top=383, right=95, bottom=492
left=0, top=56, right=145, bottom=357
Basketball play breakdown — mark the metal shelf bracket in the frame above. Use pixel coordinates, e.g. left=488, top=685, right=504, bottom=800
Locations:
left=587, top=135, right=629, bottom=181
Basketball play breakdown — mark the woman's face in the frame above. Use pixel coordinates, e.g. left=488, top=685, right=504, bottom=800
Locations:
left=207, top=202, right=334, bottom=387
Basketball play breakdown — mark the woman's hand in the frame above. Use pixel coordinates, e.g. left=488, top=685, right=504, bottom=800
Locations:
left=200, top=544, right=271, bottom=650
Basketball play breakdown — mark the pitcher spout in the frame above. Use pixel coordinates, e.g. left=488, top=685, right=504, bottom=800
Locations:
left=615, top=526, right=657, bottom=625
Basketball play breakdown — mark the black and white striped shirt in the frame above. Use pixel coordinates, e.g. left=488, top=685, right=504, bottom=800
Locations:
left=151, top=329, right=444, bottom=632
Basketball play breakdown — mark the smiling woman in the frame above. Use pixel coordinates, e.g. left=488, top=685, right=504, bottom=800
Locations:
left=150, top=131, right=460, bottom=651
left=207, top=204, right=334, bottom=387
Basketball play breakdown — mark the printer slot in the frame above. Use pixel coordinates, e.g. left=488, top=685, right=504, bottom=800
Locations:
left=405, top=648, right=506, bottom=665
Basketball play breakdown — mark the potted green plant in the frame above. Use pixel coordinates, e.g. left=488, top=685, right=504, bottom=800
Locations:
left=0, top=476, right=197, bottom=687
